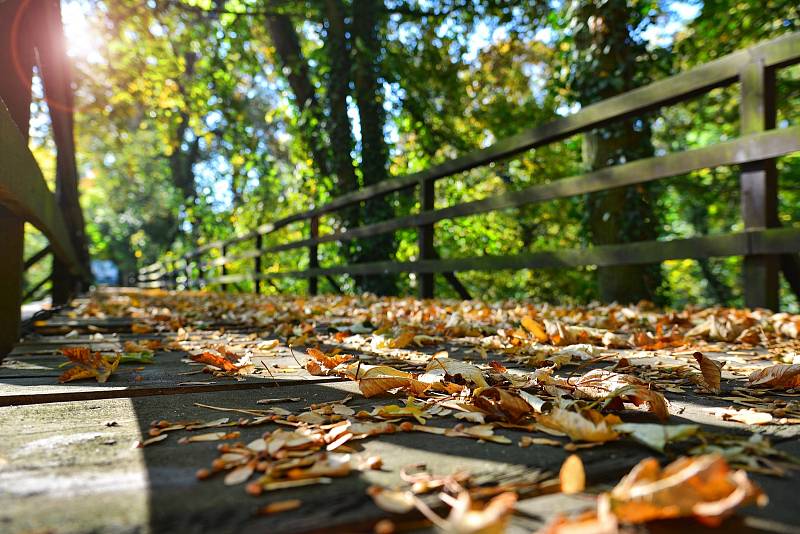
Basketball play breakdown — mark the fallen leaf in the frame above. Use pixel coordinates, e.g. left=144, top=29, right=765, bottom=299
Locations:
left=572, top=370, right=669, bottom=421
left=747, top=364, right=800, bottom=390
left=427, top=357, right=488, bottom=389
left=474, top=387, right=533, bottom=422
left=224, top=464, right=254, bottom=485
left=179, top=431, right=240, bottom=443
left=389, top=331, right=417, bottom=349
left=519, top=436, right=562, bottom=448
left=189, top=351, right=240, bottom=373
left=560, top=454, right=585, bottom=494
left=607, top=455, right=767, bottom=526
left=522, top=316, right=549, bottom=342
left=58, top=347, right=120, bottom=383
left=694, top=352, right=723, bottom=393
left=537, top=407, right=620, bottom=443
left=614, top=423, right=699, bottom=452
left=135, top=434, right=168, bottom=448
left=306, top=348, right=353, bottom=370
left=368, top=486, right=416, bottom=513
left=711, top=407, right=774, bottom=425
left=257, top=499, right=302, bottom=515
left=426, top=490, right=517, bottom=534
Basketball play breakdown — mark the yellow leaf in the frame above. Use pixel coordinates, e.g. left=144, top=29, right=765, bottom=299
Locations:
left=559, top=454, right=585, bottom=495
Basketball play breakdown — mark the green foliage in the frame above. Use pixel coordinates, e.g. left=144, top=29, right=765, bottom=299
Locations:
left=45, top=0, right=800, bottom=308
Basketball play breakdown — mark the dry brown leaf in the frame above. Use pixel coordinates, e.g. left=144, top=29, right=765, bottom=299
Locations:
left=179, top=431, right=240, bottom=443
left=307, top=348, right=353, bottom=370
left=712, top=407, right=773, bottom=425
left=389, top=331, right=417, bottom=349
left=607, top=455, right=767, bottom=526
left=432, top=491, right=518, bottom=534
left=572, top=370, right=669, bottom=421
left=426, top=357, right=488, bottom=388
left=537, top=407, right=620, bottom=443
left=519, top=436, right=562, bottom=448
left=693, top=352, right=723, bottom=393
left=748, top=364, right=800, bottom=390
left=224, top=463, right=254, bottom=485
left=473, top=387, right=533, bottom=422
left=560, top=454, right=585, bottom=495
left=368, top=486, right=416, bottom=513
left=189, top=351, right=240, bottom=373
left=135, top=433, right=168, bottom=448
left=351, top=364, right=430, bottom=397
left=58, top=347, right=120, bottom=383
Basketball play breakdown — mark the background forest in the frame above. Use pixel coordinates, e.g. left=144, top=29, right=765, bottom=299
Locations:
left=23, top=0, right=800, bottom=307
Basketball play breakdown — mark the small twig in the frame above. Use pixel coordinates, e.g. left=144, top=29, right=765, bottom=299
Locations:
left=260, top=360, right=276, bottom=383
left=289, top=346, right=303, bottom=368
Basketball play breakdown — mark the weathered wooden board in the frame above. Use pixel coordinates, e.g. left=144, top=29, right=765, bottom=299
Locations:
left=0, top=382, right=796, bottom=534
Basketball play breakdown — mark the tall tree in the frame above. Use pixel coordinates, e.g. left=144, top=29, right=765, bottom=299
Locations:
left=351, top=0, right=397, bottom=295
left=559, top=0, right=662, bottom=303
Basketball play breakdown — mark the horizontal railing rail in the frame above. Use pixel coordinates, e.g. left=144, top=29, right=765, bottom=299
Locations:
left=140, top=32, right=800, bottom=309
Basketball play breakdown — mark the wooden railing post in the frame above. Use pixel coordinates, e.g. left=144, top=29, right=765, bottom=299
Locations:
left=221, top=245, right=228, bottom=292
left=309, top=216, right=319, bottom=296
left=254, top=234, right=263, bottom=294
left=740, top=59, right=779, bottom=310
left=0, top=207, right=23, bottom=356
left=418, top=178, right=435, bottom=299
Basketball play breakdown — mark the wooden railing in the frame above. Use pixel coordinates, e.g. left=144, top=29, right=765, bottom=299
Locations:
left=0, top=99, right=90, bottom=354
left=140, top=33, right=800, bottom=309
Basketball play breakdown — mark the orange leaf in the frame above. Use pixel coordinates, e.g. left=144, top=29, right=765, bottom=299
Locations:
left=521, top=316, right=549, bottom=342
left=306, top=348, right=353, bottom=370
left=608, top=455, right=766, bottom=525
left=190, top=352, right=239, bottom=373
left=389, top=331, right=416, bottom=349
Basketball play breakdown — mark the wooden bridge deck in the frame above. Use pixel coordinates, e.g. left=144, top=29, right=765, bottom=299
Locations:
left=1, top=288, right=799, bottom=533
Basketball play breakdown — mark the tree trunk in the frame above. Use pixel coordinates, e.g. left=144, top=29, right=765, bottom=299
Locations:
left=323, top=0, right=359, bottom=234
left=571, top=0, right=662, bottom=304
left=352, top=0, right=397, bottom=295
left=265, top=14, right=331, bottom=178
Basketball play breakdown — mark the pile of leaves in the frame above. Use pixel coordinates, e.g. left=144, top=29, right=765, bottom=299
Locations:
left=56, top=289, right=800, bottom=531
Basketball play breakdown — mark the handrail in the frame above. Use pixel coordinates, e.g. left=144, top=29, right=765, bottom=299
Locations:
left=0, top=101, right=87, bottom=276
left=142, top=32, right=800, bottom=308
left=0, top=98, right=90, bottom=356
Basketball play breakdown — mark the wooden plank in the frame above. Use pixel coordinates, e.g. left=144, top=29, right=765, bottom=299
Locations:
left=0, top=383, right=624, bottom=533
left=0, top=100, right=86, bottom=278
left=740, top=60, right=779, bottom=310
left=260, top=127, right=800, bottom=253
left=0, top=349, right=342, bottom=406
left=1, top=383, right=796, bottom=533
